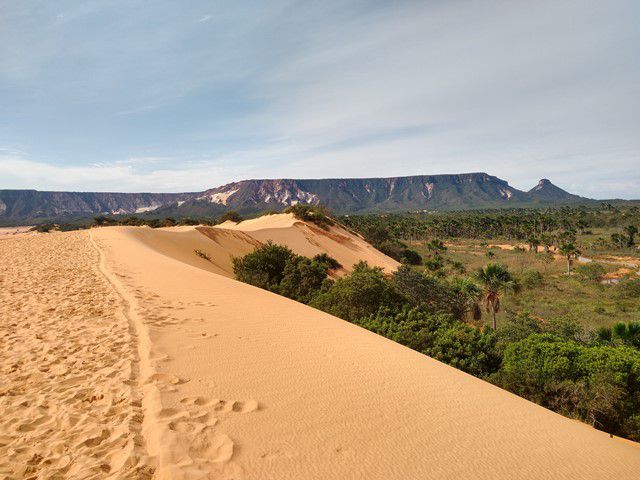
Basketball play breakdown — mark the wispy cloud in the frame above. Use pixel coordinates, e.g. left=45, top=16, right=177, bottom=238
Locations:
left=0, top=0, right=638, bottom=197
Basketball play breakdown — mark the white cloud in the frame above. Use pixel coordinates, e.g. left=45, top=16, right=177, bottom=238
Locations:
left=0, top=0, right=638, bottom=198
left=0, top=154, right=255, bottom=192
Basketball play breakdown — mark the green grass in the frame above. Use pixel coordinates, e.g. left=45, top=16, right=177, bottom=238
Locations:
left=412, top=238, right=640, bottom=330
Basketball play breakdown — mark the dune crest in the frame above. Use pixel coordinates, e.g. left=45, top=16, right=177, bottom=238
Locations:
left=121, top=213, right=399, bottom=280
left=212, top=213, right=399, bottom=275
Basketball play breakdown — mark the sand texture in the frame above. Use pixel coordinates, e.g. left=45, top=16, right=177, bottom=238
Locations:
left=2, top=220, right=640, bottom=479
left=0, top=232, right=152, bottom=479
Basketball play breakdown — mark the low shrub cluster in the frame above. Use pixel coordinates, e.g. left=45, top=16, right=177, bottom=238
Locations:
left=92, top=215, right=216, bottom=228
left=357, top=223, right=422, bottom=265
left=284, top=204, right=334, bottom=229
left=232, top=242, right=339, bottom=303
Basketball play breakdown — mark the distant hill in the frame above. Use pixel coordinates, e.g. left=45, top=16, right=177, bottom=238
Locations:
left=0, top=190, right=191, bottom=224
left=0, top=173, right=595, bottom=224
left=156, top=173, right=589, bottom=216
left=528, top=178, right=585, bottom=202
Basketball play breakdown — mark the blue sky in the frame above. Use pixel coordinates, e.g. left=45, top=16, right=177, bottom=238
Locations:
left=0, top=0, right=638, bottom=197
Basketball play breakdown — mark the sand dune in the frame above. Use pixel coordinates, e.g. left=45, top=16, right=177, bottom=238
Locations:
left=212, top=213, right=399, bottom=275
left=2, top=225, right=640, bottom=479
left=126, top=213, right=399, bottom=279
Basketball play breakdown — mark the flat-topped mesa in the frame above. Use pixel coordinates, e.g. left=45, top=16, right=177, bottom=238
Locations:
left=0, top=173, right=591, bottom=222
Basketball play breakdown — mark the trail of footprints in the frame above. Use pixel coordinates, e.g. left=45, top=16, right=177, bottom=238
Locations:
left=0, top=233, right=152, bottom=479
left=126, top=276, right=260, bottom=475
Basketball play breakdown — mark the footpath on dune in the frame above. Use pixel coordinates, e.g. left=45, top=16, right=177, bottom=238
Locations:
left=0, top=232, right=152, bottom=479
left=90, top=225, right=640, bottom=480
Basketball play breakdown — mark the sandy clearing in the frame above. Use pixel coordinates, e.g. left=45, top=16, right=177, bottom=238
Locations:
left=88, top=225, right=640, bottom=479
left=0, top=231, right=152, bottom=478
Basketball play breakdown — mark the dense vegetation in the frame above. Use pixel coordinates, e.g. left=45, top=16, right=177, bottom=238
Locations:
left=340, top=204, right=640, bottom=249
left=232, top=235, right=640, bottom=441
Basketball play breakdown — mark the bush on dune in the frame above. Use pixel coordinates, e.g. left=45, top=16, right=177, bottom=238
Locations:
left=495, top=333, right=640, bottom=439
left=219, top=211, right=243, bottom=223
left=279, top=256, right=333, bottom=303
left=232, top=242, right=294, bottom=292
left=310, top=261, right=404, bottom=322
left=355, top=307, right=499, bottom=376
left=284, top=204, right=334, bottom=229
left=312, top=253, right=342, bottom=270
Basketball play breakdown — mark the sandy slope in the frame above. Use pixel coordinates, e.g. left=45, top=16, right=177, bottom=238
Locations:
left=84, top=226, right=640, bottom=480
left=0, top=232, right=152, bottom=478
left=210, top=213, right=399, bottom=275
left=123, top=214, right=398, bottom=280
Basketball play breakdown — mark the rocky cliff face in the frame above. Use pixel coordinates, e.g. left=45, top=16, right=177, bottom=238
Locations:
left=0, top=174, right=590, bottom=223
left=0, top=190, right=191, bottom=223
left=169, top=173, right=533, bottom=215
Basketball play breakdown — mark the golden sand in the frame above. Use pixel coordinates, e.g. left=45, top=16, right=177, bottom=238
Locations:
left=2, top=218, right=640, bottom=479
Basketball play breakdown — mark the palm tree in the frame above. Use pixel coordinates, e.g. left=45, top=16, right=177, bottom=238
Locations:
left=559, top=243, right=580, bottom=275
left=449, top=277, right=482, bottom=322
left=476, top=263, right=518, bottom=329
left=625, top=225, right=638, bottom=247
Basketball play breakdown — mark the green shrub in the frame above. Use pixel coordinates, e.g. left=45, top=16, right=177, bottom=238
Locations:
left=545, top=316, right=585, bottom=342
left=400, top=248, right=422, bottom=265
left=194, top=249, right=212, bottom=262
left=520, top=270, right=544, bottom=289
left=284, top=204, right=333, bottom=229
left=356, top=307, right=499, bottom=376
left=496, top=334, right=640, bottom=439
left=611, top=322, right=640, bottom=348
left=312, top=253, right=342, bottom=270
left=497, top=312, right=543, bottom=349
left=391, top=265, right=450, bottom=311
left=429, top=322, right=500, bottom=376
left=232, top=242, right=294, bottom=291
left=310, top=261, right=404, bottom=322
left=33, top=223, right=55, bottom=233
left=279, top=256, right=332, bottom=303
left=220, top=211, right=243, bottom=223
left=615, top=278, right=640, bottom=300
left=355, top=307, right=450, bottom=353
left=424, top=253, right=444, bottom=272
left=575, top=262, right=607, bottom=282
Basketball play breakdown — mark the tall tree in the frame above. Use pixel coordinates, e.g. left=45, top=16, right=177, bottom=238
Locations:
left=559, top=243, right=580, bottom=275
left=475, top=263, right=518, bottom=329
left=625, top=225, right=638, bottom=247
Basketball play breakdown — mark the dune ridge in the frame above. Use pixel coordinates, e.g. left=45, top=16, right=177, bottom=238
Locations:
left=210, top=213, right=399, bottom=275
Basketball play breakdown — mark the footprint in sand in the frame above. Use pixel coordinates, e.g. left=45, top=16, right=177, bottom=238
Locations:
left=188, top=429, right=234, bottom=464
left=231, top=400, right=260, bottom=413
left=145, top=373, right=189, bottom=386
